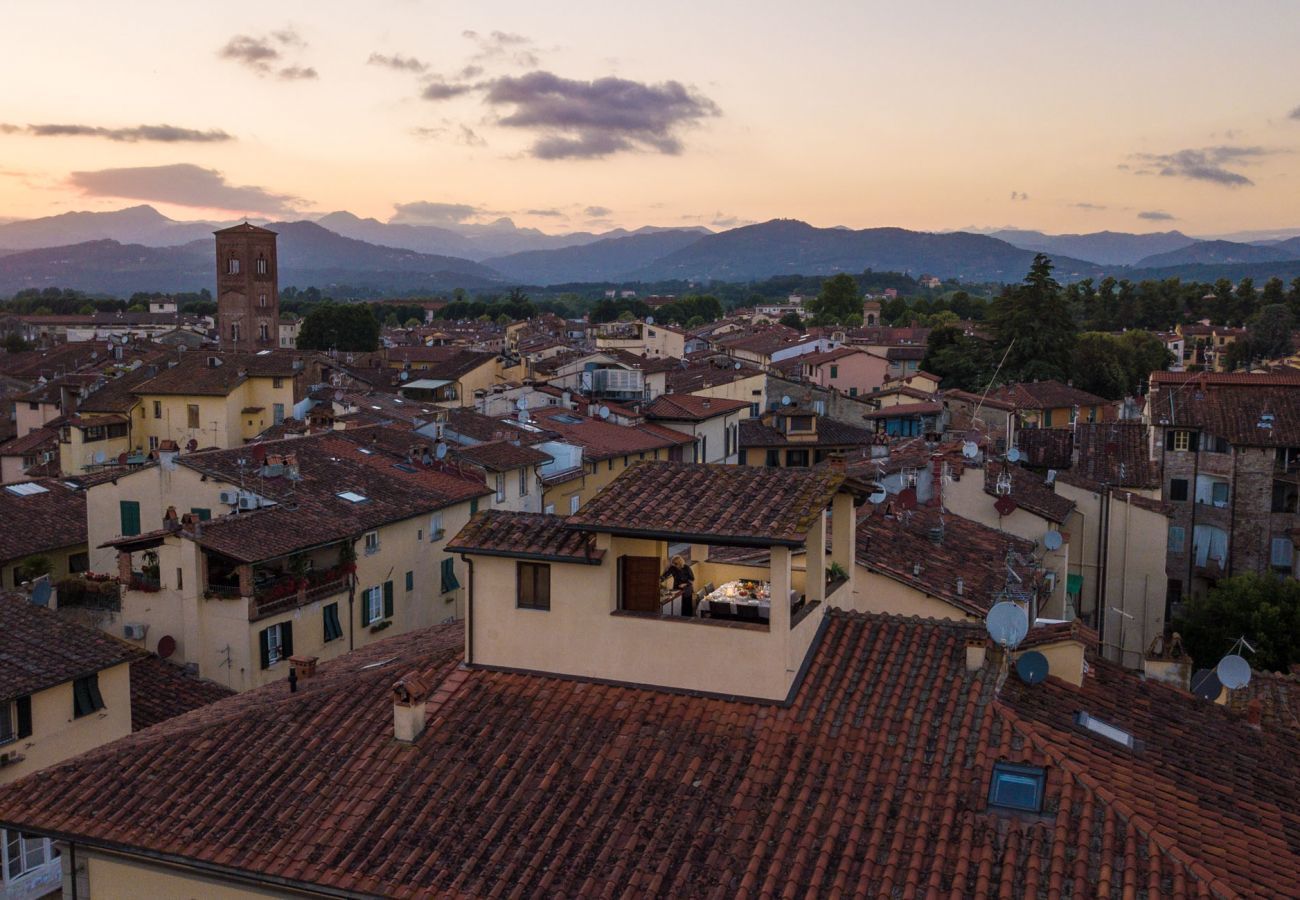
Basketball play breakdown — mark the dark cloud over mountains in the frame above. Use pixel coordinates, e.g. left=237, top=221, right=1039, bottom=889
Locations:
left=1129, top=145, right=1270, bottom=187
left=68, top=163, right=304, bottom=216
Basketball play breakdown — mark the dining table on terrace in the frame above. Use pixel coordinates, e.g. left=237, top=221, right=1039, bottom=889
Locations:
left=699, top=580, right=772, bottom=621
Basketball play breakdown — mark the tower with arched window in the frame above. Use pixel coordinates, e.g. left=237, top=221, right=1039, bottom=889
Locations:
left=214, top=222, right=279, bottom=352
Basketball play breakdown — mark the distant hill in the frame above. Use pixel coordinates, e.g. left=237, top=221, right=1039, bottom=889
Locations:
left=0, top=224, right=501, bottom=295
left=1123, top=258, right=1300, bottom=284
left=484, top=230, right=707, bottom=284
left=631, top=219, right=1102, bottom=283
left=1133, top=240, right=1294, bottom=268
left=991, top=229, right=1198, bottom=266
left=0, top=205, right=230, bottom=250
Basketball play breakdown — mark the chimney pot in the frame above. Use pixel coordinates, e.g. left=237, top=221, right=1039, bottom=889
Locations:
left=1247, top=698, right=1262, bottom=728
left=965, top=639, right=987, bottom=671
left=290, top=654, right=319, bottom=681
left=392, top=671, right=430, bottom=742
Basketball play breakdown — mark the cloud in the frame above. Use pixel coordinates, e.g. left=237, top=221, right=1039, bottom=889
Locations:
left=68, top=163, right=303, bottom=215
left=584, top=205, right=612, bottom=218
left=483, top=71, right=719, bottom=159
left=1129, top=145, right=1270, bottom=187
left=464, top=29, right=539, bottom=67
left=390, top=201, right=487, bottom=226
left=1289, top=105, right=1300, bottom=120
left=421, top=79, right=474, bottom=101
left=525, top=208, right=565, bottom=217
left=5, top=123, right=233, bottom=143
left=1009, top=191, right=1029, bottom=201
left=218, top=29, right=315, bottom=80
left=1138, top=210, right=1176, bottom=221
left=1072, top=202, right=1106, bottom=211
left=458, top=125, right=486, bottom=147
left=710, top=213, right=752, bottom=228
left=368, top=52, right=427, bottom=74
left=460, top=65, right=484, bottom=79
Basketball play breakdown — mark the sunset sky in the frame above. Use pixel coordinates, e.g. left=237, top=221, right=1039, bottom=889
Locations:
left=3, top=0, right=1299, bottom=236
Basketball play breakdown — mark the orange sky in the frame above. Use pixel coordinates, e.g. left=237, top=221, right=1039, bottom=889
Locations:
left=2, top=0, right=1299, bottom=237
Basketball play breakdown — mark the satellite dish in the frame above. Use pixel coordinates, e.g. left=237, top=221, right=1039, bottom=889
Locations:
left=994, top=495, right=1018, bottom=517
left=157, top=635, right=177, bottom=659
left=186, top=439, right=198, bottom=451
left=781, top=395, right=792, bottom=406
left=1216, top=654, right=1251, bottom=690
left=1015, top=650, right=1049, bottom=685
left=598, top=405, right=611, bottom=419
left=868, top=489, right=887, bottom=504
left=117, top=452, right=128, bottom=465
left=435, top=442, right=448, bottom=460
left=516, top=397, right=529, bottom=410
left=1191, top=668, right=1222, bottom=701
left=961, top=441, right=979, bottom=459
left=897, top=487, right=917, bottom=510
left=93, top=450, right=106, bottom=464
left=646, top=315, right=654, bottom=325
left=30, top=576, right=51, bottom=608
left=734, top=362, right=741, bottom=370
left=399, top=371, right=409, bottom=382
left=1006, top=447, right=1022, bottom=463
left=985, top=601, right=1029, bottom=649
left=1043, top=530, right=1063, bottom=551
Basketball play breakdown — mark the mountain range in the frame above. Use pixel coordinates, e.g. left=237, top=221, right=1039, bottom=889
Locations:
left=1, top=205, right=1300, bottom=295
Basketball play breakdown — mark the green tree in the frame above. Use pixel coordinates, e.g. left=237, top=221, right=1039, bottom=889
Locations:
left=807, top=273, right=861, bottom=325
left=922, top=324, right=995, bottom=391
left=1244, top=303, right=1296, bottom=362
left=1175, top=573, right=1300, bottom=673
left=988, top=254, right=1075, bottom=382
left=296, top=303, right=380, bottom=352
left=2, top=333, right=32, bottom=353
left=1070, top=333, right=1130, bottom=399
left=1234, top=277, right=1258, bottom=324
left=778, top=311, right=804, bottom=330
left=1115, top=330, right=1173, bottom=394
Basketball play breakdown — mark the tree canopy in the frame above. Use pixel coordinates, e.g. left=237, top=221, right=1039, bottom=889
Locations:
left=988, top=254, right=1076, bottom=382
left=1175, top=573, right=1300, bottom=673
left=806, top=273, right=861, bottom=325
left=296, top=302, right=380, bottom=352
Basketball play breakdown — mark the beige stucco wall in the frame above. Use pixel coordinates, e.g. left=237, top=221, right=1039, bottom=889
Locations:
left=542, top=448, right=667, bottom=512
left=59, top=423, right=132, bottom=478
left=137, top=376, right=293, bottom=451
left=683, top=373, right=765, bottom=418
left=843, top=567, right=979, bottom=621
left=86, top=464, right=228, bottom=572
left=1102, top=494, right=1168, bottom=669
left=654, top=411, right=742, bottom=464
left=80, top=851, right=298, bottom=899
left=466, top=532, right=821, bottom=700
left=2, top=543, right=85, bottom=593
left=0, top=661, right=131, bottom=785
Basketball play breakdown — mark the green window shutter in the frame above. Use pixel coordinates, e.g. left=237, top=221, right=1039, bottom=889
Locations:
left=87, top=674, right=104, bottom=711
left=16, top=696, right=32, bottom=738
left=405, top=570, right=413, bottom=592
left=259, top=628, right=271, bottom=669
left=323, top=603, right=342, bottom=642
left=281, top=622, right=294, bottom=658
left=120, top=500, right=141, bottom=536
left=360, top=591, right=372, bottom=627
left=440, top=558, right=460, bottom=593
left=383, top=581, right=394, bottom=619
left=191, top=507, right=212, bottom=521
left=470, top=498, right=479, bottom=515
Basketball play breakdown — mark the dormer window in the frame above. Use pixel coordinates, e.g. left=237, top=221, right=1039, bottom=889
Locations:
left=988, top=762, right=1045, bottom=812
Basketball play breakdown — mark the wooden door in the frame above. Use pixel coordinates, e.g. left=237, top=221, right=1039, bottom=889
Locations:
left=620, top=555, right=662, bottom=612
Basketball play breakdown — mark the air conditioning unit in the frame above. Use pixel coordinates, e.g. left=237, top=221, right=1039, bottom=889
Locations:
left=238, top=493, right=258, bottom=510
left=219, top=489, right=239, bottom=505
left=123, top=622, right=148, bottom=640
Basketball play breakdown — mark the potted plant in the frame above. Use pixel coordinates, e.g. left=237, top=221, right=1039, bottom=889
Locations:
left=826, top=561, right=848, bottom=585
left=288, top=553, right=310, bottom=591
left=338, top=541, right=357, bottom=576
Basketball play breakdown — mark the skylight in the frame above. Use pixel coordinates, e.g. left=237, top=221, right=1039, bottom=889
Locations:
left=5, top=483, right=49, bottom=496
left=1075, top=711, right=1136, bottom=749
left=987, top=762, right=1045, bottom=812
left=337, top=491, right=368, bottom=503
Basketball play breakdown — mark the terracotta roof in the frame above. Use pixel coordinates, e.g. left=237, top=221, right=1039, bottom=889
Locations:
left=452, top=440, right=552, bottom=472
left=1154, top=378, right=1300, bottom=446
left=856, top=504, right=1039, bottom=616
left=129, top=656, right=236, bottom=731
left=0, top=342, right=109, bottom=380
left=1151, top=370, right=1300, bottom=387
left=0, top=423, right=61, bottom=456
left=1226, top=666, right=1300, bottom=733
left=983, top=463, right=1076, bottom=523
left=0, top=592, right=144, bottom=701
left=643, top=393, right=749, bottom=421
left=1016, top=427, right=1075, bottom=469
left=863, top=400, right=943, bottom=418
left=884, top=345, right=926, bottom=360
left=992, top=379, right=1109, bottom=411
left=447, top=511, right=604, bottom=563
left=664, top=356, right=765, bottom=394
left=1, top=611, right=1295, bottom=896
left=567, top=461, right=847, bottom=546
left=526, top=407, right=688, bottom=460
left=387, top=346, right=496, bottom=379
left=798, top=345, right=875, bottom=366
left=134, top=353, right=295, bottom=396
left=213, top=222, right=276, bottom=234
left=940, top=388, right=1016, bottom=412
left=1068, top=422, right=1160, bottom=489
left=0, top=477, right=87, bottom=563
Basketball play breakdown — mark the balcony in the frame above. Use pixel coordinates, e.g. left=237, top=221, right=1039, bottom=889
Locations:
left=55, top=575, right=122, bottom=611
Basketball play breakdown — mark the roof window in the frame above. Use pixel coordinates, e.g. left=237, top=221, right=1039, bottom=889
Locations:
left=337, top=491, right=368, bottom=503
left=1074, top=711, right=1137, bottom=749
left=988, top=762, right=1045, bottom=812
left=5, top=483, right=49, bottom=496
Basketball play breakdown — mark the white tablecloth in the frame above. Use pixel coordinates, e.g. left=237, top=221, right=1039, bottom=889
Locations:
left=700, top=581, right=771, bottom=620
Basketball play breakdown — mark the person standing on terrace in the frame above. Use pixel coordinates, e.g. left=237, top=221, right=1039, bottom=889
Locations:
left=661, top=554, right=696, bottom=616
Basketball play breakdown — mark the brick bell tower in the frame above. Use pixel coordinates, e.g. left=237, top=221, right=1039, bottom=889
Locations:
left=214, top=222, right=279, bottom=352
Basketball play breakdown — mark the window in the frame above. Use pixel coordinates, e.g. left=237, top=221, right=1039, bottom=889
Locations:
left=191, top=507, right=211, bottom=521
left=1167, top=526, right=1186, bottom=553
left=1169, top=430, right=1195, bottom=452
left=988, top=762, right=1045, bottom=812
left=1169, top=479, right=1189, bottom=502
left=495, top=473, right=506, bottom=503
left=26, top=401, right=38, bottom=411
left=1075, top=711, right=1136, bottom=749
left=273, top=403, right=284, bottom=425
left=440, top=558, right=460, bottom=594
left=4, top=831, right=53, bottom=882
left=1272, top=480, right=1298, bottom=513
left=259, top=324, right=269, bottom=341
left=69, top=552, right=88, bottom=574
left=272, top=377, right=284, bottom=389
left=1087, top=406, right=1097, bottom=423
left=430, top=513, right=444, bottom=539
left=148, top=436, right=159, bottom=451
left=786, top=449, right=810, bottom=467
left=519, top=467, right=529, bottom=496
left=517, top=561, right=551, bottom=610
left=608, top=459, right=614, bottom=472
left=829, top=365, right=839, bottom=379
left=231, top=323, right=240, bottom=342
left=790, top=416, right=813, bottom=432
left=849, top=387, right=858, bottom=397
left=72, top=674, right=105, bottom=718
left=152, top=400, right=162, bottom=419
left=1211, top=481, right=1229, bottom=507
left=256, top=257, right=268, bottom=275
left=0, top=697, right=31, bottom=744
left=259, top=621, right=292, bottom=668
left=765, top=449, right=781, bottom=467
left=119, top=500, right=141, bottom=536
left=1271, top=536, right=1294, bottom=574
left=569, top=494, right=580, bottom=514
left=470, top=498, right=479, bottom=515
left=364, top=531, right=380, bottom=555
left=544, top=503, right=555, bottom=514
left=259, top=293, right=268, bottom=307
left=186, top=403, right=200, bottom=429
left=323, top=603, right=343, bottom=642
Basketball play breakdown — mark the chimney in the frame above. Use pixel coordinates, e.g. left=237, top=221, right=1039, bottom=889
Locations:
left=392, top=671, right=430, bottom=742
left=1246, top=698, right=1262, bottom=729
left=965, top=638, right=987, bottom=671
left=290, top=655, right=319, bottom=682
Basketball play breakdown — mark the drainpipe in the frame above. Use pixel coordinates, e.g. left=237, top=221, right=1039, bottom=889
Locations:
left=1097, top=490, right=1110, bottom=639
left=1186, top=438, right=1200, bottom=594
left=1119, top=492, right=1132, bottom=665
left=461, top=554, right=474, bottom=665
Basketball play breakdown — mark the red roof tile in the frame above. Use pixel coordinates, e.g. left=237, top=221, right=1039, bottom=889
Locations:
left=0, top=477, right=86, bottom=564
left=447, top=511, right=604, bottom=563
left=643, top=393, right=750, bottom=421
left=129, top=656, right=236, bottom=731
